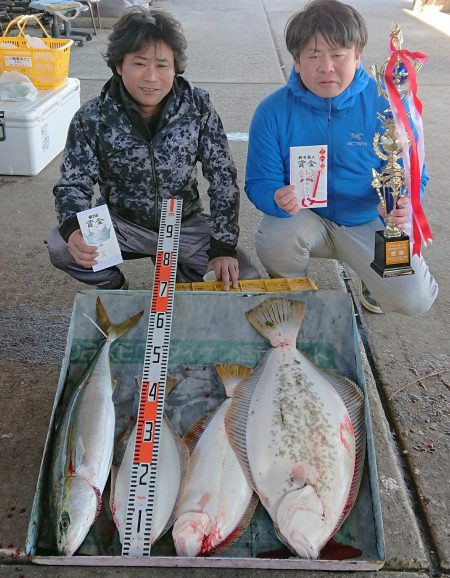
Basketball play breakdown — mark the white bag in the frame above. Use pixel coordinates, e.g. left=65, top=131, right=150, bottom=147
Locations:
left=0, top=70, right=38, bottom=101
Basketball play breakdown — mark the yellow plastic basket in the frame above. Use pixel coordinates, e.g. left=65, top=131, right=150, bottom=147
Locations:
left=0, top=15, right=73, bottom=89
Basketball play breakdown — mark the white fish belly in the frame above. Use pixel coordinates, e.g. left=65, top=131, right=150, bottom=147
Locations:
left=112, top=418, right=181, bottom=544
left=246, top=347, right=355, bottom=542
left=72, top=346, right=115, bottom=490
left=175, top=401, right=253, bottom=544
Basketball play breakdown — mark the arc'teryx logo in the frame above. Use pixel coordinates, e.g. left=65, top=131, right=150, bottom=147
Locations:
left=347, top=131, right=368, bottom=147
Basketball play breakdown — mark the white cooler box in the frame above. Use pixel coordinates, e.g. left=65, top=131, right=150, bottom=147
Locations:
left=0, top=77, right=80, bottom=176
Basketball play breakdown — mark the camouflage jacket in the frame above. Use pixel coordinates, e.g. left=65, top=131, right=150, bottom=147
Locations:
left=54, top=76, right=240, bottom=256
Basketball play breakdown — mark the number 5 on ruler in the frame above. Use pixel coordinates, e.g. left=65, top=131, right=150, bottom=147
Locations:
left=121, top=198, right=182, bottom=557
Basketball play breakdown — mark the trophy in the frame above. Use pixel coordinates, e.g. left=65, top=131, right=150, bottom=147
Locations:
left=370, top=25, right=424, bottom=277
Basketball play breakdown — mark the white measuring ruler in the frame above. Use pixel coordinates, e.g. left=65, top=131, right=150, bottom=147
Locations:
left=121, top=198, right=182, bottom=557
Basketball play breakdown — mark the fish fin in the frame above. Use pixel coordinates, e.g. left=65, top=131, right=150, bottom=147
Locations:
left=113, top=421, right=136, bottom=467
left=64, top=425, right=75, bottom=476
left=109, top=463, right=118, bottom=514
left=333, top=437, right=366, bottom=534
left=304, top=359, right=364, bottom=417
left=134, top=375, right=177, bottom=397
left=93, top=485, right=103, bottom=521
left=305, top=361, right=366, bottom=532
left=338, top=396, right=366, bottom=532
left=74, top=435, right=86, bottom=470
left=54, top=361, right=91, bottom=436
left=166, top=375, right=178, bottom=396
left=225, top=353, right=272, bottom=490
left=215, top=363, right=253, bottom=398
left=208, top=491, right=259, bottom=556
left=182, top=410, right=217, bottom=454
left=96, top=297, right=111, bottom=335
left=110, top=423, right=136, bottom=519
left=245, top=298, right=305, bottom=348
left=156, top=416, right=191, bottom=540
left=110, top=309, right=144, bottom=341
left=96, top=298, right=144, bottom=342
left=164, top=415, right=190, bottom=479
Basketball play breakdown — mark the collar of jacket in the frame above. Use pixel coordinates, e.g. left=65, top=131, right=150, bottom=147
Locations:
left=286, top=63, right=370, bottom=115
left=98, top=75, right=194, bottom=133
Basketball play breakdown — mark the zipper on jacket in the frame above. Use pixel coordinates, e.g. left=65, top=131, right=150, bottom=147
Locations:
left=327, top=100, right=335, bottom=222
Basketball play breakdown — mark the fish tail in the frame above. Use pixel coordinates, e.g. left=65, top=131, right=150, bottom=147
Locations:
left=215, top=363, right=252, bottom=397
left=245, top=298, right=305, bottom=348
left=96, top=297, right=144, bottom=342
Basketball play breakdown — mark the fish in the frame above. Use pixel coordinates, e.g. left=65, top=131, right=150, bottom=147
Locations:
left=172, top=364, right=258, bottom=557
left=50, top=297, right=144, bottom=556
left=110, top=378, right=190, bottom=546
left=225, top=298, right=366, bottom=560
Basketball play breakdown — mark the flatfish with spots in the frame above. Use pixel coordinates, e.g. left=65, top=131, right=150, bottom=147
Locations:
left=225, top=298, right=366, bottom=559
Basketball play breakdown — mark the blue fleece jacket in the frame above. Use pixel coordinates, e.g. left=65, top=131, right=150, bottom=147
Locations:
left=245, top=64, right=428, bottom=226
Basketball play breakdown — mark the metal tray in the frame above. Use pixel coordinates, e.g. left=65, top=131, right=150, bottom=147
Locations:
left=26, top=290, right=385, bottom=570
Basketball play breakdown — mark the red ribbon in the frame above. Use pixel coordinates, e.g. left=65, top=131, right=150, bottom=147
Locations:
left=384, top=45, right=432, bottom=255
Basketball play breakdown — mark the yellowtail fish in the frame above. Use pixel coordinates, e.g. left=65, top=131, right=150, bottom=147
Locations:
left=172, top=364, right=258, bottom=557
left=226, top=298, right=366, bottom=559
left=50, top=298, right=143, bottom=556
left=110, top=378, right=190, bottom=546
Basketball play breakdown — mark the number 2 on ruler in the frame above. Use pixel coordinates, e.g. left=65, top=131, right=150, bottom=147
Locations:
left=121, top=198, right=182, bottom=557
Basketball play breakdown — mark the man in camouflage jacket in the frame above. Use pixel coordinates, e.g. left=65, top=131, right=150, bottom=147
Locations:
left=46, top=7, right=258, bottom=289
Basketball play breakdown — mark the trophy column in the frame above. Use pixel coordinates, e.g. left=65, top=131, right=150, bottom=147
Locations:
left=370, top=24, right=426, bottom=277
left=370, top=113, right=414, bottom=277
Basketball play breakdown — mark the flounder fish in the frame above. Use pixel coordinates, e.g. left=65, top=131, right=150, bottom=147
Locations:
left=172, top=364, right=258, bottom=557
left=110, top=378, right=190, bottom=546
left=225, top=298, right=366, bottom=559
left=50, top=298, right=144, bottom=556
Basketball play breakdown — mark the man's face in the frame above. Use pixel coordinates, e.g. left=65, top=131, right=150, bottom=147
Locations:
left=116, top=41, right=175, bottom=118
left=295, top=33, right=360, bottom=98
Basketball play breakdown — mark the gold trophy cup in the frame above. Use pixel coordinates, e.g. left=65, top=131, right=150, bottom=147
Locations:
left=370, top=25, right=421, bottom=277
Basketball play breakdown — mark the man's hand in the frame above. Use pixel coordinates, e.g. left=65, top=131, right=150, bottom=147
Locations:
left=274, top=185, right=299, bottom=215
left=68, top=229, right=98, bottom=268
left=378, top=196, right=410, bottom=232
left=207, top=256, right=239, bottom=290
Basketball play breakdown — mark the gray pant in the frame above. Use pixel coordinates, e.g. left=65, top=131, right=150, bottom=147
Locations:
left=46, top=211, right=259, bottom=289
left=256, top=210, right=438, bottom=316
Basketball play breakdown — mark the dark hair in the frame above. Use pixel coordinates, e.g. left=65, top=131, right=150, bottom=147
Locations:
left=285, top=0, right=368, bottom=60
left=105, top=7, right=187, bottom=74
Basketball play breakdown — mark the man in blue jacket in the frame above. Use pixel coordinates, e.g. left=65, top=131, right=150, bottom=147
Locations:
left=245, top=0, right=437, bottom=315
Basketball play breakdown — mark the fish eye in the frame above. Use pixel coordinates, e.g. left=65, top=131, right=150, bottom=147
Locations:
left=60, top=511, right=71, bottom=533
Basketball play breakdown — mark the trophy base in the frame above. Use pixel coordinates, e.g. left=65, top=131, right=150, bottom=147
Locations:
left=370, top=230, right=414, bottom=278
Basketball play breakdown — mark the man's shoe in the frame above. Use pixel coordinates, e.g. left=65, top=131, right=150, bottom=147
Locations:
left=120, top=277, right=129, bottom=290
left=114, top=274, right=129, bottom=290
left=359, top=280, right=382, bottom=314
left=98, top=275, right=129, bottom=290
